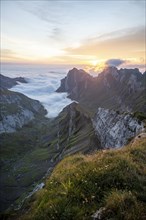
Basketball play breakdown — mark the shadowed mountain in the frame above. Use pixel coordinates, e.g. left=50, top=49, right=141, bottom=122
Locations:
left=0, top=74, right=27, bottom=89
left=56, top=67, right=146, bottom=114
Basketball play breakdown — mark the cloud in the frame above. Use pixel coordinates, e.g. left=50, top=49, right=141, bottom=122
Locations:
left=1, top=49, right=16, bottom=59
left=105, top=59, right=126, bottom=67
left=65, top=26, right=145, bottom=59
left=10, top=71, right=72, bottom=118
left=49, top=27, right=63, bottom=41
left=18, top=1, right=69, bottom=43
left=0, top=49, right=23, bottom=62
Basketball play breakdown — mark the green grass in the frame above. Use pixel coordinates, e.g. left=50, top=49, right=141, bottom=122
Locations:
left=133, top=111, right=146, bottom=122
left=19, top=135, right=146, bottom=220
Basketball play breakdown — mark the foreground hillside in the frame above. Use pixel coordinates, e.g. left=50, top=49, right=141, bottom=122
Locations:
left=17, top=134, right=146, bottom=220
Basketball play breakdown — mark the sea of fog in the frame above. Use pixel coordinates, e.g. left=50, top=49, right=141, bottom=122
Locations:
left=1, top=64, right=80, bottom=118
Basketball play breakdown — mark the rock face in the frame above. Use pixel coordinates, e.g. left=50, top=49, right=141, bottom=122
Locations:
left=51, top=102, right=100, bottom=159
left=56, top=67, right=146, bottom=113
left=0, top=88, right=47, bottom=134
left=56, top=68, right=94, bottom=99
left=0, top=74, right=27, bottom=89
left=93, top=108, right=144, bottom=148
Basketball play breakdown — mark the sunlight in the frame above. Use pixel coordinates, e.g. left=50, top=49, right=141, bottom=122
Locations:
left=89, top=59, right=99, bottom=66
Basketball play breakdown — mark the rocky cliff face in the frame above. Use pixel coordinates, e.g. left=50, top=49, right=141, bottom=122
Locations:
left=93, top=108, right=144, bottom=148
left=49, top=102, right=100, bottom=160
left=0, top=88, right=47, bottom=134
left=56, top=67, right=146, bottom=113
left=0, top=74, right=27, bottom=89
left=56, top=68, right=94, bottom=99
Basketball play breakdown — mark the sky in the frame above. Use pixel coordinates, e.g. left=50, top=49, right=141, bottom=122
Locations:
left=1, top=0, right=146, bottom=71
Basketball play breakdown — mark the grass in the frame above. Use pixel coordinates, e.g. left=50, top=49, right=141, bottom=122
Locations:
left=133, top=111, right=146, bottom=122
left=0, top=116, right=60, bottom=212
left=18, top=135, right=146, bottom=220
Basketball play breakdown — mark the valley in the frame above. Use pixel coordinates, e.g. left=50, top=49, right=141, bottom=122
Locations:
left=0, top=68, right=146, bottom=219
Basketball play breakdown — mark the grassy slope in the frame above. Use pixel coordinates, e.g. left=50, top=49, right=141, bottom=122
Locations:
left=0, top=102, right=99, bottom=213
left=0, top=117, right=60, bottom=212
left=20, top=135, right=146, bottom=220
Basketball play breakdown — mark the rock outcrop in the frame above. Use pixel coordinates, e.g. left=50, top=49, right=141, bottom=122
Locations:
left=93, top=108, right=144, bottom=148
left=56, top=67, right=146, bottom=113
left=0, top=88, right=47, bottom=133
left=0, top=74, right=27, bottom=89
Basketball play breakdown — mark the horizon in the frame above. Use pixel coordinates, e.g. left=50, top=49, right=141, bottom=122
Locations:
left=1, top=0, right=146, bottom=73
left=1, top=61, right=146, bottom=76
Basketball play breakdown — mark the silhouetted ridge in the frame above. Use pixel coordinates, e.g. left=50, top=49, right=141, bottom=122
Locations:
left=56, top=67, right=146, bottom=113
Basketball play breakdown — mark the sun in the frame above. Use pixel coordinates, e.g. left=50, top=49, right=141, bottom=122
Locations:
left=90, top=59, right=99, bottom=66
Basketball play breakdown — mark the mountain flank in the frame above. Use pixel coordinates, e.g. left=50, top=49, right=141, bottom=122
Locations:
left=0, top=75, right=47, bottom=133
left=56, top=67, right=146, bottom=114
left=17, top=134, right=146, bottom=220
left=0, top=74, right=27, bottom=89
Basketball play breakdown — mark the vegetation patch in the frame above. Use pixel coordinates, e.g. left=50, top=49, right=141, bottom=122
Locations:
left=133, top=111, right=146, bottom=121
left=19, top=136, right=146, bottom=220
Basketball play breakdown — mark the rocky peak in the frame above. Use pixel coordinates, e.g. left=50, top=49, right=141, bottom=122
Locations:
left=56, top=68, right=93, bottom=99
left=56, top=67, right=145, bottom=113
left=101, top=66, right=118, bottom=76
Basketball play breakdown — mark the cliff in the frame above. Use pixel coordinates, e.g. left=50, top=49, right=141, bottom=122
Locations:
left=47, top=102, right=100, bottom=162
left=0, top=88, right=47, bottom=133
left=93, top=108, right=144, bottom=148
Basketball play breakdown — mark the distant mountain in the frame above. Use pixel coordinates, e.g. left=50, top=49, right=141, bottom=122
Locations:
left=0, top=75, right=47, bottom=133
left=0, top=73, right=27, bottom=89
left=56, top=67, right=146, bottom=114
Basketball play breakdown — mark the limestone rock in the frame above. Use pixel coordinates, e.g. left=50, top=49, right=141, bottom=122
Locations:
left=93, top=108, right=144, bottom=148
left=0, top=88, right=47, bottom=134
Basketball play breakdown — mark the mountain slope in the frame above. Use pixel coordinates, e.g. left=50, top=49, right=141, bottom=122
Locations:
left=0, top=88, right=47, bottom=133
left=19, top=134, right=146, bottom=220
left=56, top=67, right=146, bottom=114
left=0, top=74, right=27, bottom=89
left=0, top=102, right=99, bottom=212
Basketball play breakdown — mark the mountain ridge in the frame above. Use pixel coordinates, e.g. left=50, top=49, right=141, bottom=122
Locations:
left=56, top=66, right=146, bottom=114
left=0, top=74, right=27, bottom=89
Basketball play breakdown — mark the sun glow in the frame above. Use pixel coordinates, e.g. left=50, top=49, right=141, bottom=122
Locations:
left=90, top=59, right=99, bottom=66
left=85, top=59, right=107, bottom=74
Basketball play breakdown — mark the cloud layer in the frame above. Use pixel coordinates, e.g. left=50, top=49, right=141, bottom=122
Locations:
left=9, top=68, right=73, bottom=118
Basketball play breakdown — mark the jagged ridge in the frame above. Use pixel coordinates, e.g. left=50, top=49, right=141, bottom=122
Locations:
left=56, top=67, right=146, bottom=113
